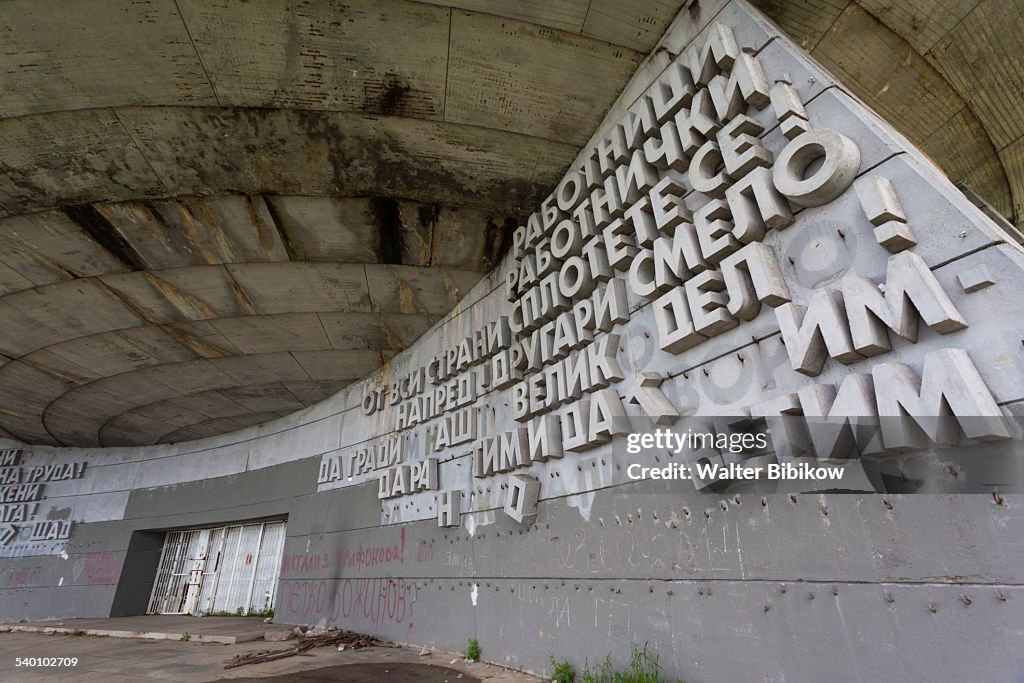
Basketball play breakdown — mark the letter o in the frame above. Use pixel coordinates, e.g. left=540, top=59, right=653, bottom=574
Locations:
left=556, top=171, right=586, bottom=211
left=551, top=219, right=582, bottom=259
left=362, top=391, right=376, bottom=415
left=773, top=129, right=861, bottom=207
left=558, top=256, right=594, bottom=299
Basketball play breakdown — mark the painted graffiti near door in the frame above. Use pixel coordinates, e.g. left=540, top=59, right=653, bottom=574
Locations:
left=281, top=529, right=410, bottom=576
left=279, top=576, right=420, bottom=629
left=83, top=552, right=121, bottom=586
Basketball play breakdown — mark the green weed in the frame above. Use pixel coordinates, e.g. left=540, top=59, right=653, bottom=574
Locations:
left=466, top=638, right=481, bottom=661
left=580, top=643, right=680, bottom=683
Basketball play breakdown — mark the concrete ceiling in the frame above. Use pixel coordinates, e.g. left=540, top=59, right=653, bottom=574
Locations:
left=0, top=0, right=1020, bottom=446
left=0, top=0, right=683, bottom=446
left=751, top=0, right=1024, bottom=225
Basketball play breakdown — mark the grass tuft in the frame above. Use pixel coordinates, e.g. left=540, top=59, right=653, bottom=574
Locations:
left=580, top=643, right=681, bottom=683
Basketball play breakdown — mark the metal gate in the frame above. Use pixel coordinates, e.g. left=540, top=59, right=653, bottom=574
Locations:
left=147, top=520, right=286, bottom=616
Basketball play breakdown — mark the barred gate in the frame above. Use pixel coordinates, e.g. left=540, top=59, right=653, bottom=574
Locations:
left=147, top=520, right=286, bottom=615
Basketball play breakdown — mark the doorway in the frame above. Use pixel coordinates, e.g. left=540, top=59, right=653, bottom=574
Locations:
left=147, top=519, right=286, bottom=616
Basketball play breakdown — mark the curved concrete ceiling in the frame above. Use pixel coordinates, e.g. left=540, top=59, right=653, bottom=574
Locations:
left=0, top=0, right=678, bottom=446
left=1, top=0, right=1020, bottom=446
left=751, top=0, right=1024, bottom=224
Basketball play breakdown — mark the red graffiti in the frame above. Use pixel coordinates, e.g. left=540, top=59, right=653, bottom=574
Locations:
left=416, top=539, right=434, bottom=563
left=337, top=541, right=405, bottom=570
left=3, top=565, right=42, bottom=588
left=279, top=577, right=420, bottom=630
left=84, top=553, right=120, bottom=586
left=281, top=552, right=330, bottom=574
left=339, top=577, right=418, bottom=628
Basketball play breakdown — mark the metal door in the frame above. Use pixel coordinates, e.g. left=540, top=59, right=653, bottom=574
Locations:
left=148, top=520, right=286, bottom=615
left=147, top=529, right=211, bottom=615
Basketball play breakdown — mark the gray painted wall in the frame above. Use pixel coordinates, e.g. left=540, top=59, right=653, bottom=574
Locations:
left=2, top=2, right=1024, bottom=682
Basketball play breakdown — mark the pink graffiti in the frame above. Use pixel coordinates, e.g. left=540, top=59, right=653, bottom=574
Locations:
left=84, top=552, right=120, bottom=586
left=3, top=565, right=42, bottom=588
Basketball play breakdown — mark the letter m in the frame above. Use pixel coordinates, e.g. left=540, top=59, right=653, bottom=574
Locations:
left=841, top=251, right=967, bottom=357
left=872, top=348, right=1009, bottom=452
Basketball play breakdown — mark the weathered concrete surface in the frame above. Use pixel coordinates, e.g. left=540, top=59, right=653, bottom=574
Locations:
left=0, top=199, right=499, bottom=446
left=3, top=615, right=270, bottom=644
left=752, top=0, right=1023, bottom=224
left=0, top=630, right=538, bottom=682
left=1, top=0, right=1020, bottom=449
left=2, top=2, right=1024, bottom=683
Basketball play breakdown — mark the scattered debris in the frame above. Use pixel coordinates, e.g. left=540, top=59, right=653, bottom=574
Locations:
left=419, top=647, right=430, bottom=656
left=226, top=630, right=381, bottom=669
left=264, top=629, right=294, bottom=642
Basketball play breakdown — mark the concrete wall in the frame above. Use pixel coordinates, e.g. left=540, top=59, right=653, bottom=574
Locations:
left=2, top=2, right=1024, bottom=681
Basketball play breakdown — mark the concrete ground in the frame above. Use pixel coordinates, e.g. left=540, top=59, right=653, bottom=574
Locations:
left=0, top=617, right=540, bottom=682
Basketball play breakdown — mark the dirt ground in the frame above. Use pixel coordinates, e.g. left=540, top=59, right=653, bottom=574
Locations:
left=214, top=662, right=480, bottom=682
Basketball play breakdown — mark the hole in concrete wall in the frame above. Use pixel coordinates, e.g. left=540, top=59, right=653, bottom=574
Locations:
left=483, top=217, right=516, bottom=270
left=371, top=198, right=404, bottom=264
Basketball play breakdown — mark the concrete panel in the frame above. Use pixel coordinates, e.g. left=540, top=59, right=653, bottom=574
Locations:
left=0, top=413, right=57, bottom=446
left=99, top=266, right=248, bottom=324
left=319, top=312, right=435, bottom=350
left=207, top=313, right=333, bottom=355
left=32, top=328, right=196, bottom=381
left=160, top=320, right=242, bottom=357
left=446, top=11, right=643, bottom=145
left=118, top=359, right=236, bottom=398
left=128, top=402, right=209, bottom=431
left=209, top=352, right=312, bottom=386
left=417, top=0, right=589, bottom=34
left=115, top=106, right=568, bottom=213
left=919, top=107, right=1011, bottom=218
left=282, top=380, right=353, bottom=407
left=365, top=265, right=484, bottom=318
left=583, top=0, right=688, bottom=52
left=748, top=0, right=844, bottom=49
left=190, top=195, right=291, bottom=263
left=0, top=0, right=216, bottom=118
left=0, top=280, right=143, bottom=356
left=927, top=0, right=1024, bottom=150
left=94, top=196, right=289, bottom=269
left=176, top=0, right=449, bottom=118
left=291, top=350, right=384, bottom=382
left=0, top=211, right=128, bottom=295
left=1000, top=136, right=1024, bottom=225
left=0, top=261, right=32, bottom=299
left=811, top=4, right=966, bottom=146
left=43, top=385, right=136, bottom=447
left=859, top=0, right=978, bottom=53
left=167, top=390, right=250, bottom=421
left=393, top=201, right=436, bottom=268
left=0, top=109, right=166, bottom=215
left=216, top=384, right=306, bottom=415
left=0, top=360, right=74, bottom=418
left=430, top=207, right=514, bottom=272
left=224, top=262, right=371, bottom=315
left=159, top=420, right=244, bottom=444
left=264, top=197, right=380, bottom=263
